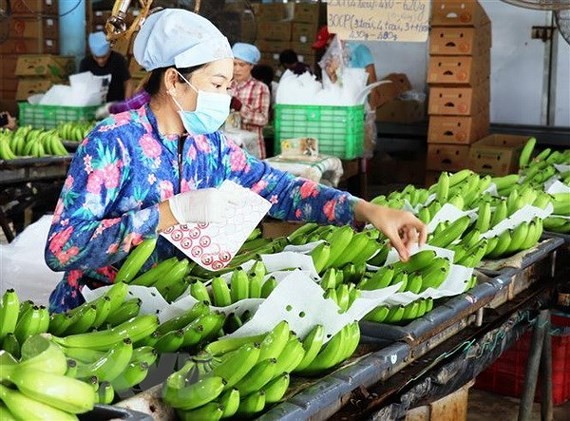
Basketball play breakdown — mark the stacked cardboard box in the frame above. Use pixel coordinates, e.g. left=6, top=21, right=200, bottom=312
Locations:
left=0, top=0, right=61, bottom=113
left=254, top=2, right=325, bottom=79
left=425, top=0, right=492, bottom=182
left=13, top=55, right=75, bottom=103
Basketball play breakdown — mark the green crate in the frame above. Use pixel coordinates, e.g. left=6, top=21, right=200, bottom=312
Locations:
left=274, top=104, right=365, bottom=159
left=18, top=102, right=98, bottom=129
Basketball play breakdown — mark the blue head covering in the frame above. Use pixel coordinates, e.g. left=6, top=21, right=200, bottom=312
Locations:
left=133, top=8, right=233, bottom=71
left=232, top=43, right=260, bottom=65
left=88, top=32, right=110, bottom=57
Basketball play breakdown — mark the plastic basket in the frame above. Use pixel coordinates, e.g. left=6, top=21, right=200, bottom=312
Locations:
left=475, top=315, right=570, bottom=405
left=274, top=104, right=365, bottom=160
left=18, top=102, right=98, bottom=129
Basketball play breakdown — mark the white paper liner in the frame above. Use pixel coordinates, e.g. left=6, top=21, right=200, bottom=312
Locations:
left=554, top=164, right=570, bottom=173
left=427, top=204, right=475, bottom=234
left=283, top=240, right=324, bottom=254
left=481, top=203, right=554, bottom=239
left=546, top=180, right=570, bottom=194
left=385, top=243, right=455, bottom=266
left=261, top=251, right=319, bottom=278
left=484, top=183, right=499, bottom=196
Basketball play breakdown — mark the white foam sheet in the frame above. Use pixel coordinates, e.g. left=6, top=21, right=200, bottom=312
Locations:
left=427, top=204, right=477, bottom=234
left=283, top=240, right=324, bottom=254
left=546, top=180, right=570, bottom=194
left=261, top=251, right=319, bottom=279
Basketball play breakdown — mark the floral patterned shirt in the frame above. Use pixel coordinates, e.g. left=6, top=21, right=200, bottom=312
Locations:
left=45, top=104, right=360, bottom=313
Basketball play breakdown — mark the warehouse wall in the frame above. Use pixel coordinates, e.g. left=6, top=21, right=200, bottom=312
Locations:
left=360, top=2, right=570, bottom=127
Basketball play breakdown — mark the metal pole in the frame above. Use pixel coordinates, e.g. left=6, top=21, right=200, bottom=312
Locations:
left=518, top=310, right=549, bottom=421
left=540, top=313, right=553, bottom=421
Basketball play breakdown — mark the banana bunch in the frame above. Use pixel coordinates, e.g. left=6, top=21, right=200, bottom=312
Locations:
left=48, top=281, right=130, bottom=336
left=0, top=290, right=51, bottom=357
left=359, top=250, right=452, bottom=293
left=0, top=335, right=95, bottom=419
left=365, top=298, right=435, bottom=324
left=0, top=132, right=17, bottom=160
left=0, top=128, right=70, bottom=158
left=142, top=302, right=226, bottom=353
left=519, top=149, right=570, bottom=189
left=56, top=121, right=95, bottom=142
left=130, top=257, right=192, bottom=302
left=483, top=217, right=544, bottom=258
left=428, top=215, right=473, bottom=248
left=321, top=281, right=361, bottom=314
left=371, top=184, right=431, bottom=209
left=115, top=238, right=158, bottom=284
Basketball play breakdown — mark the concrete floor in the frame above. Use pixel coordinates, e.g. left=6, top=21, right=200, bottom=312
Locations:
left=468, top=388, right=570, bottom=421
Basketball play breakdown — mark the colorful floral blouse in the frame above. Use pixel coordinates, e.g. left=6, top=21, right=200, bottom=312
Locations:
left=45, top=104, right=360, bottom=312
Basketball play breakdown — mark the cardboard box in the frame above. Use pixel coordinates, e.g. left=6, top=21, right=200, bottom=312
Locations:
left=257, top=20, right=293, bottom=41
left=427, top=144, right=471, bottom=171
left=430, top=0, right=490, bottom=27
left=16, top=78, right=54, bottom=101
left=0, top=54, right=19, bottom=78
left=374, top=73, right=413, bottom=108
left=11, top=0, right=58, bottom=15
left=293, top=3, right=325, bottom=23
left=290, top=40, right=315, bottom=56
left=252, top=3, right=295, bottom=22
left=15, top=54, right=75, bottom=80
left=428, top=112, right=489, bottom=144
left=428, top=79, right=490, bottom=116
left=261, top=219, right=302, bottom=239
left=291, top=22, right=319, bottom=44
left=469, top=134, right=530, bottom=176
left=255, top=40, right=291, bottom=54
left=376, top=99, right=426, bottom=123
left=128, top=57, right=146, bottom=79
left=427, top=53, right=490, bottom=86
left=0, top=38, right=59, bottom=54
left=429, top=24, right=492, bottom=56
left=10, top=16, right=59, bottom=39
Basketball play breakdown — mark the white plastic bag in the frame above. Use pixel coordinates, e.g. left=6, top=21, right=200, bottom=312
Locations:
left=0, top=215, right=62, bottom=305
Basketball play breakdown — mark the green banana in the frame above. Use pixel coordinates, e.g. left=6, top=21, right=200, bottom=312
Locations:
left=0, top=289, right=20, bottom=343
left=177, top=402, right=224, bottom=421
left=323, top=226, right=355, bottom=270
left=505, top=222, right=530, bottom=254
left=436, top=171, right=450, bottom=203
left=115, top=237, right=158, bottom=283
left=163, top=374, right=225, bottom=411
left=96, top=381, right=115, bottom=405
left=258, top=321, right=290, bottom=361
left=105, top=297, right=142, bottom=327
left=260, top=276, right=278, bottom=298
left=491, top=174, right=519, bottom=191
left=416, top=299, right=428, bottom=318
left=0, top=383, right=78, bottom=421
left=294, top=324, right=325, bottom=372
left=420, top=257, right=451, bottom=290
left=235, top=389, right=266, bottom=417
left=287, top=222, right=320, bottom=245
left=310, top=241, right=331, bottom=274
left=273, top=335, right=305, bottom=374
left=130, top=257, right=178, bottom=286
left=111, top=361, right=150, bottom=392
left=62, top=346, right=105, bottom=364
left=65, top=304, right=98, bottom=335
left=2, top=333, right=20, bottom=359
left=448, top=169, right=474, bottom=187
left=51, top=314, right=159, bottom=350
left=103, top=281, right=130, bottom=315
left=91, top=296, right=112, bottom=329
left=209, top=342, right=261, bottom=389
left=406, top=272, right=423, bottom=294
left=154, top=329, right=185, bottom=353
left=235, top=357, right=278, bottom=396
left=14, top=305, right=42, bottom=344
left=476, top=201, right=492, bottom=233
left=358, top=265, right=394, bottom=290
left=211, top=276, right=233, bottom=307
left=153, top=258, right=191, bottom=297
left=156, top=300, right=210, bottom=335
left=19, top=335, right=68, bottom=375
left=384, top=305, right=405, bottom=324
left=402, top=300, right=420, bottom=321
left=217, top=388, right=240, bottom=418
left=73, top=338, right=133, bottom=382
left=486, top=229, right=512, bottom=258
left=518, top=137, right=536, bottom=169
left=335, top=284, right=350, bottom=312
left=331, top=231, right=370, bottom=267
left=230, top=269, right=249, bottom=302
left=1, top=366, right=95, bottom=414
left=392, top=249, right=437, bottom=275
left=189, top=279, right=211, bottom=304
left=263, top=372, right=290, bottom=404
left=429, top=215, right=471, bottom=248
left=340, top=321, right=360, bottom=361
left=364, top=305, right=390, bottom=323
left=248, top=272, right=263, bottom=299
left=296, top=325, right=348, bottom=375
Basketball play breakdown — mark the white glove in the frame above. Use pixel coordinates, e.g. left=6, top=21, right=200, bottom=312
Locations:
left=95, top=102, right=115, bottom=120
left=168, top=188, right=234, bottom=224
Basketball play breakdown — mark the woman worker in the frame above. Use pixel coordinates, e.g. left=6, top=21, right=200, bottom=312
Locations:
left=229, top=43, right=271, bottom=159
left=44, top=9, right=426, bottom=313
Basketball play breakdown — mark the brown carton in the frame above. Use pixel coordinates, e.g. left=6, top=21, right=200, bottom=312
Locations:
left=428, top=112, right=489, bottom=144
left=256, top=40, right=292, bottom=54
left=252, top=3, right=295, bottom=22
left=427, top=53, right=490, bottom=86
left=15, top=55, right=75, bottom=80
left=292, top=3, right=324, bottom=24
left=257, top=21, right=293, bottom=41
left=262, top=219, right=303, bottom=239
left=10, top=16, right=59, bottom=39
left=374, top=73, right=413, bottom=108
left=0, top=55, right=19, bottom=79
left=291, top=22, right=319, bottom=44
left=16, top=79, right=54, bottom=101
left=430, top=0, right=491, bottom=27
left=376, top=99, right=426, bottom=123
left=290, top=40, right=314, bottom=56
left=0, top=38, right=59, bottom=54
left=469, top=134, right=530, bottom=176
left=11, top=0, right=58, bottom=15
left=428, top=79, right=490, bottom=116
left=429, top=24, right=492, bottom=56
left=427, top=144, right=471, bottom=171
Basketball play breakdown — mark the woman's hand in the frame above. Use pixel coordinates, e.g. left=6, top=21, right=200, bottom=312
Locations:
left=355, top=200, right=427, bottom=262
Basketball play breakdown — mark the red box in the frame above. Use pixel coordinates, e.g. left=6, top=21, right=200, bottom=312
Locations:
left=475, top=315, right=570, bottom=406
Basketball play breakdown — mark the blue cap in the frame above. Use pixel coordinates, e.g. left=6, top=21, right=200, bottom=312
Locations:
left=88, top=32, right=110, bottom=57
left=232, top=43, right=260, bottom=65
left=133, top=9, right=233, bottom=71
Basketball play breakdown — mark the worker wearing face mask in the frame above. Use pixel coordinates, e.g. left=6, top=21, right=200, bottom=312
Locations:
left=45, top=9, right=426, bottom=313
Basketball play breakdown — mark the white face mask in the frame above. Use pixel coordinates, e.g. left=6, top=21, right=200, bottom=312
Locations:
left=171, top=71, right=231, bottom=135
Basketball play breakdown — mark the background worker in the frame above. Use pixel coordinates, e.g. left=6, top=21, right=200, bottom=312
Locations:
left=279, top=49, right=312, bottom=76
left=80, top=31, right=134, bottom=103
left=45, top=9, right=426, bottom=313
left=312, top=25, right=380, bottom=160
left=229, top=42, right=271, bottom=159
